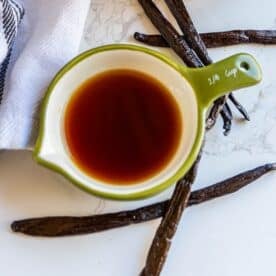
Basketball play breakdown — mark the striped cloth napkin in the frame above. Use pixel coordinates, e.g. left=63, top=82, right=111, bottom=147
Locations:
left=0, top=0, right=24, bottom=104
left=0, top=0, right=90, bottom=149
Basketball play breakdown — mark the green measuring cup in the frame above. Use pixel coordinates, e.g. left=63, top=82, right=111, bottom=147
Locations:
left=34, top=44, right=262, bottom=200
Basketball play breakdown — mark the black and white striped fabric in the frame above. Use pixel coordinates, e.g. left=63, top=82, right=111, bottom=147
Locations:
left=0, top=0, right=24, bottom=102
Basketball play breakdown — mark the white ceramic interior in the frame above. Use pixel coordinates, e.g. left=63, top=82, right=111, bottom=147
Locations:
left=37, top=49, right=198, bottom=196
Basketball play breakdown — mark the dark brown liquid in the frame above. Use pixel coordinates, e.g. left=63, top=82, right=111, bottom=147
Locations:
left=64, top=69, right=182, bottom=185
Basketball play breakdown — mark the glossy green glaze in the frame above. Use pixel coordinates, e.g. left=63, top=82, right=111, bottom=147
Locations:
left=34, top=44, right=262, bottom=200
left=184, top=53, right=262, bottom=107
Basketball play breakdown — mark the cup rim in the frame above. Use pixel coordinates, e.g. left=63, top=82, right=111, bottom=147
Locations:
left=34, top=44, right=205, bottom=200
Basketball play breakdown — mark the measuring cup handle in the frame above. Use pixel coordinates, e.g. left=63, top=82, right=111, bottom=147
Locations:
left=184, top=53, right=262, bottom=108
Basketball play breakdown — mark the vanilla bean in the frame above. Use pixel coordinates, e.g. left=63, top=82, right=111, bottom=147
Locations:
left=229, top=94, right=250, bottom=121
left=224, top=102, right=233, bottom=120
left=134, top=32, right=169, bottom=47
left=11, top=163, right=276, bottom=237
left=202, top=30, right=276, bottom=47
left=134, top=30, right=276, bottom=48
left=140, top=160, right=276, bottom=275
left=164, top=0, right=212, bottom=65
left=140, top=152, right=201, bottom=276
left=206, top=97, right=227, bottom=129
left=137, top=0, right=202, bottom=68
left=220, top=109, right=232, bottom=136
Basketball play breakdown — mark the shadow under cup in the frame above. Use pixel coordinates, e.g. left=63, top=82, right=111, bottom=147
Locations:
left=35, top=47, right=199, bottom=199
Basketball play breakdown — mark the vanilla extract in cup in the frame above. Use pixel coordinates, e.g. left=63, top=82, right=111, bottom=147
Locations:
left=64, top=69, right=183, bottom=185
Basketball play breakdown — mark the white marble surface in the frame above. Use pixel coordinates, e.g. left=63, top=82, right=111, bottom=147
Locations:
left=1, top=0, right=276, bottom=275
